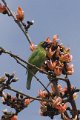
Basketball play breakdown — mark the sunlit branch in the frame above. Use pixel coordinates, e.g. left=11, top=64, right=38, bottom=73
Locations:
left=7, top=87, right=51, bottom=103
left=57, top=78, right=79, bottom=119
left=0, top=0, right=80, bottom=120
left=30, top=81, right=52, bottom=103
left=0, top=47, right=50, bottom=94
left=0, top=47, right=48, bottom=75
left=1, top=0, right=32, bottom=44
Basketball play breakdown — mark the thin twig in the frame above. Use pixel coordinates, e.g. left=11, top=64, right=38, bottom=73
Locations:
left=50, top=77, right=79, bottom=119
left=58, top=78, right=79, bottom=119
left=0, top=47, right=50, bottom=94
left=7, top=86, right=51, bottom=103
left=1, top=0, right=32, bottom=44
left=30, top=81, right=51, bottom=103
left=0, top=47, right=48, bottom=75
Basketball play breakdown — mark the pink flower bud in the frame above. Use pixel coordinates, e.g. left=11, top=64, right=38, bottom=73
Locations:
left=24, top=98, right=30, bottom=106
left=52, top=97, right=62, bottom=108
left=67, top=64, right=74, bottom=75
left=52, top=35, right=59, bottom=42
left=38, top=90, right=47, bottom=98
left=54, top=66, right=62, bottom=76
left=11, top=115, right=18, bottom=120
left=45, top=37, right=51, bottom=43
left=60, top=53, right=72, bottom=63
left=56, top=103, right=67, bottom=113
left=47, top=60, right=57, bottom=70
left=30, top=42, right=35, bottom=51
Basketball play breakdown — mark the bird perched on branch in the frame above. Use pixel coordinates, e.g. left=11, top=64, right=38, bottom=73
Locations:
left=26, top=41, right=50, bottom=90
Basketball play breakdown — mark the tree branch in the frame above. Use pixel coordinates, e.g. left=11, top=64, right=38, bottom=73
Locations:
left=0, top=47, right=50, bottom=94
left=1, top=0, right=32, bottom=44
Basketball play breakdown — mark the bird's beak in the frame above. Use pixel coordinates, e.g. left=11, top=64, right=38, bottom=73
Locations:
left=42, top=42, right=51, bottom=48
left=45, top=42, right=52, bottom=48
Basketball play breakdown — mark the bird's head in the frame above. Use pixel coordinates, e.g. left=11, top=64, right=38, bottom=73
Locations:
left=38, top=41, right=51, bottom=49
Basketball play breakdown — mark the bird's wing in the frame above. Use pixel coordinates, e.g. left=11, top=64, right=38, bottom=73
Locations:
left=28, top=49, right=39, bottom=63
left=28, top=48, right=46, bottom=68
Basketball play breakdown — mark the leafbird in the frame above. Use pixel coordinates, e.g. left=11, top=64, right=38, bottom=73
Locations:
left=26, top=41, right=50, bottom=90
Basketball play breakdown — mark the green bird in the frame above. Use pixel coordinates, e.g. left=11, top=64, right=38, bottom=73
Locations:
left=26, top=41, right=50, bottom=90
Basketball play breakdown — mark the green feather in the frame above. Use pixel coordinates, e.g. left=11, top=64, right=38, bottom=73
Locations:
left=26, top=42, right=47, bottom=90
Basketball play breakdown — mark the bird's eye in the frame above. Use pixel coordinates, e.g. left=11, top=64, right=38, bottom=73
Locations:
left=42, top=42, right=52, bottom=48
left=42, top=42, right=47, bottom=48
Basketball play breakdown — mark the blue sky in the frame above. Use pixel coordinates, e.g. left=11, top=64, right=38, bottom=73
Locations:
left=0, top=0, right=80, bottom=120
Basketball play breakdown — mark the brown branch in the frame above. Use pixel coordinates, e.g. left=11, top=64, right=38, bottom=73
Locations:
left=58, top=78, right=79, bottom=120
left=1, top=1, right=80, bottom=119
left=0, top=47, right=48, bottom=75
left=30, top=81, right=51, bottom=103
left=61, top=112, right=71, bottom=120
left=7, top=86, right=51, bottom=103
left=50, top=77, right=79, bottom=119
left=0, top=47, right=79, bottom=119
left=1, top=0, right=32, bottom=45
left=0, top=47, right=50, bottom=94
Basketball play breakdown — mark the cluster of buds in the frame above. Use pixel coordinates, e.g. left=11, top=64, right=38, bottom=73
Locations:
left=51, top=84, right=78, bottom=99
left=1, top=109, right=18, bottom=120
left=30, top=35, right=74, bottom=78
left=0, top=73, right=18, bottom=97
left=0, top=3, right=24, bottom=21
left=38, top=84, right=78, bottom=119
left=0, top=73, right=18, bottom=93
left=39, top=89, right=67, bottom=119
left=0, top=1, right=79, bottom=119
left=2, top=92, right=30, bottom=113
left=42, top=35, right=74, bottom=78
left=0, top=2, right=34, bottom=32
left=0, top=72, right=30, bottom=119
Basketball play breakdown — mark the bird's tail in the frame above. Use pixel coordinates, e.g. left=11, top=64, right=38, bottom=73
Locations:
left=26, top=74, right=32, bottom=90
